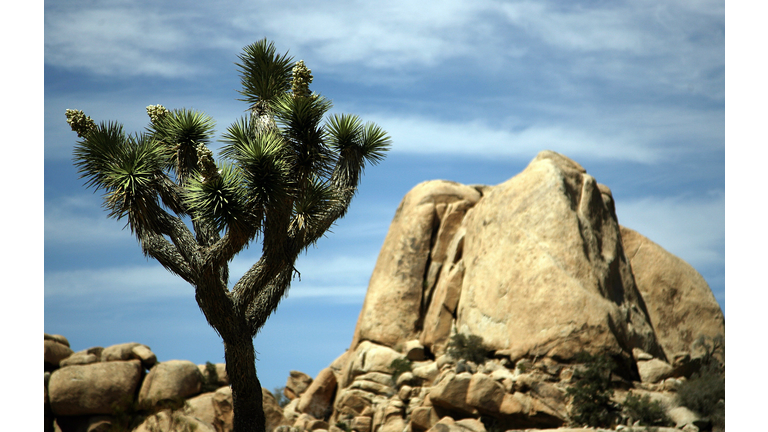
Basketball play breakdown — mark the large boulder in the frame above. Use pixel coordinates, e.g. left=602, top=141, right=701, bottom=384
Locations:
left=133, top=409, right=216, bottom=432
left=285, top=370, right=313, bottom=400
left=44, top=336, right=74, bottom=369
left=339, top=341, right=404, bottom=388
left=298, top=367, right=338, bottom=419
left=185, top=392, right=217, bottom=426
left=263, top=387, right=291, bottom=432
left=213, top=386, right=235, bottom=432
left=455, top=151, right=664, bottom=363
left=138, top=360, right=203, bottom=408
left=350, top=181, right=482, bottom=349
left=48, top=359, right=142, bottom=416
left=346, top=151, right=677, bottom=369
left=620, top=226, right=725, bottom=359
left=101, top=342, right=157, bottom=368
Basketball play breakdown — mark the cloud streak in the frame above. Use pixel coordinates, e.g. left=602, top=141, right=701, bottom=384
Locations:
left=359, top=105, right=722, bottom=164
left=45, top=195, right=129, bottom=246
left=616, top=191, right=725, bottom=270
left=44, top=0, right=723, bottom=93
left=45, top=265, right=191, bottom=298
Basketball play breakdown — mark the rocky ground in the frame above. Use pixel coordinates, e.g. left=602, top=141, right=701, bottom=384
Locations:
left=43, top=331, right=720, bottom=432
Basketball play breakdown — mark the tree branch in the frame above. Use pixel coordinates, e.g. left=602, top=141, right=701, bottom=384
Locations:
left=245, top=265, right=293, bottom=335
left=149, top=210, right=203, bottom=272
left=140, top=233, right=196, bottom=285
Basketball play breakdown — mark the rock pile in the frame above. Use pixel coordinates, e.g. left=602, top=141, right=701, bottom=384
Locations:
left=45, top=151, right=724, bottom=432
left=44, top=334, right=288, bottom=432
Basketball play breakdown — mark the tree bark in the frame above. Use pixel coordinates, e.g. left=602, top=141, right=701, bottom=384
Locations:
left=224, top=331, right=266, bottom=432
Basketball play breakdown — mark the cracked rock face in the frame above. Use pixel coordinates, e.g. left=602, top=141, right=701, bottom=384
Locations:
left=456, top=150, right=664, bottom=363
left=350, top=180, right=482, bottom=350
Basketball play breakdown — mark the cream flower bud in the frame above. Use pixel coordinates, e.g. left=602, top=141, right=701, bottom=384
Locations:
left=196, top=143, right=220, bottom=184
left=146, top=104, right=170, bottom=124
left=291, top=60, right=313, bottom=98
left=65, top=109, right=96, bottom=138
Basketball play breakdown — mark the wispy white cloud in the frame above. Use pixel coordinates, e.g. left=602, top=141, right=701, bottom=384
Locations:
left=498, top=2, right=655, bottom=53
left=44, top=0, right=723, bottom=91
left=358, top=105, right=722, bottom=164
left=45, top=7, right=201, bottom=77
left=45, top=195, right=129, bottom=246
left=45, top=265, right=191, bottom=298
left=233, top=0, right=498, bottom=72
left=228, top=252, right=377, bottom=302
left=616, top=191, right=725, bottom=271
left=45, top=251, right=376, bottom=303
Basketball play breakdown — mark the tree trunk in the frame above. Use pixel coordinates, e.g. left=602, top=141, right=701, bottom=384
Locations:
left=224, top=332, right=266, bottom=432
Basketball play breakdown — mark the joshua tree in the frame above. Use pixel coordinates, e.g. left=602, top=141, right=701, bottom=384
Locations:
left=65, top=39, right=390, bottom=432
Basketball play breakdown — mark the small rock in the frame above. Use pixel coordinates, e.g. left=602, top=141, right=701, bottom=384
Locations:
left=59, top=351, right=98, bottom=367
left=412, top=362, right=439, bottom=385
left=353, top=416, right=372, bottom=432
left=286, top=370, right=313, bottom=400
left=405, top=340, right=427, bottom=361
left=138, top=360, right=203, bottom=409
left=632, top=347, right=654, bottom=361
left=132, top=344, right=158, bottom=368
left=44, top=333, right=70, bottom=347
left=44, top=339, right=73, bottom=368
left=398, top=385, right=413, bottom=401
left=637, top=358, right=674, bottom=383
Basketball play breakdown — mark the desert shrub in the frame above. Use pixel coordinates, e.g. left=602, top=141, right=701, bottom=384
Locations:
left=108, top=395, right=190, bottom=432
left=201, top=361, right=220, bottom=393
left=622, top=392, right=672, bottom=427
left=446, top=333, right=488, bottom=364
left=335, top=420, right=352, bottom=432
left=677, top=362, right=725, bottom=431
left=677, top=334, right=725, bottom=431
left=273, top=386, right=290, bottom=408
left=566, top=351, right=620, bottom=428
left=390, top=358, right=413, bottom=381
left=108, top=396, right=146, bottom=432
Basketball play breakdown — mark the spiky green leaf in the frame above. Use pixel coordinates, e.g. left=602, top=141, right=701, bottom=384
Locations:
left=326, top=113, right=363, bottom=155
left=73, top=121, right=131, bottom=191
left=236, top=39, right=294, bottom=111
left=271, top=93, right=335, bottom=180
left=234, top=130, right=292, bottom=210
left=186, top=164, right=253, bottom=233
left=74, top=125, right=169, bottom=237
left=148, top=108, right=216, bottom=185
left=220, top=116, right=258, bottom=161
left=360, top=122, right=391, bottom=166
left=290, top=179, right=340, bottom=239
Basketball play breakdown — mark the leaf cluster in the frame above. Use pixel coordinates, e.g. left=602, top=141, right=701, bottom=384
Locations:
left=201, top=361, right=221, bottom=393
left=566, top=352, right=620, bottom=428
left=677, top=361, right=725, bottom=431
left=272, top=387, right=290, bottom=408
left=446, top=333, right=488, bottom=365
left=389, top=358, right=413, bottom=382
left=622, top=392, right=673, bottom=427
left=675, top=334, right=725, bottom=431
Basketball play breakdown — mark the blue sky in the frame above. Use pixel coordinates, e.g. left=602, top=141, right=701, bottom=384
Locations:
left=42, top=0, right=728, bottom=393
